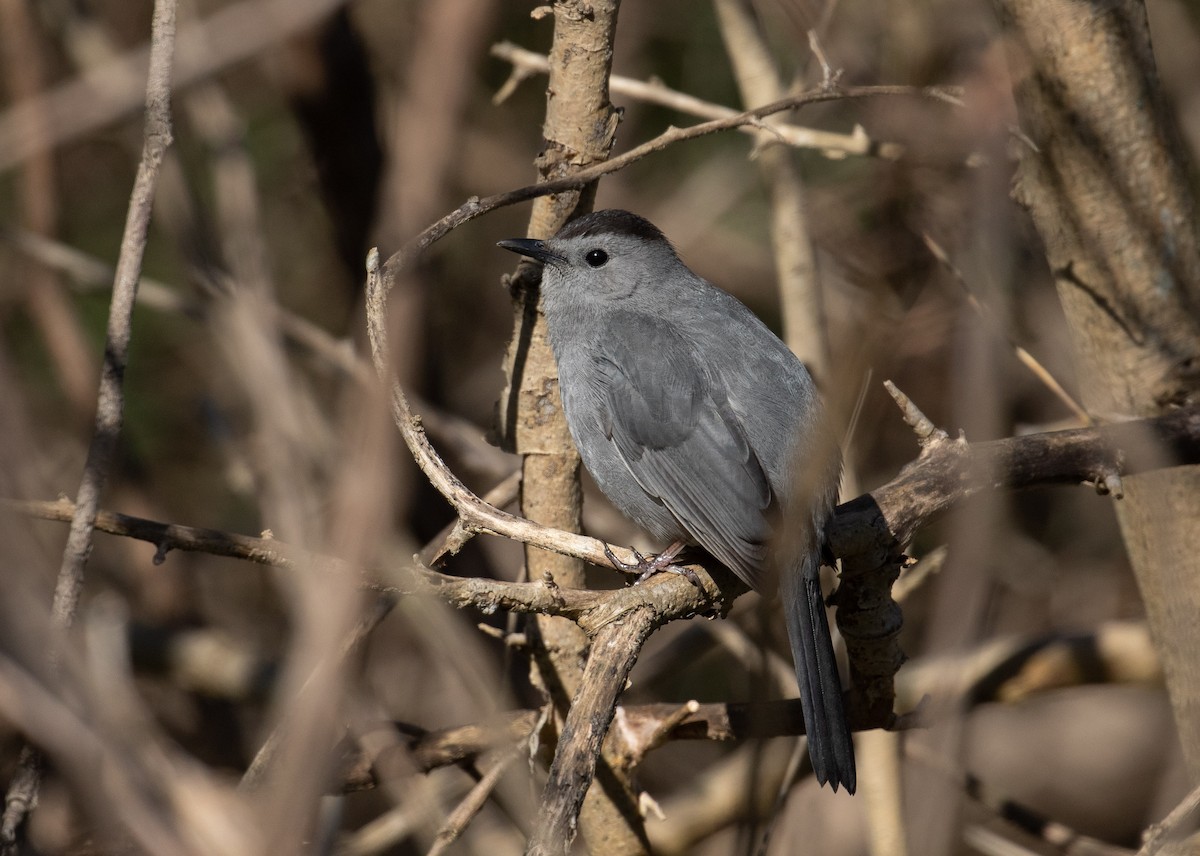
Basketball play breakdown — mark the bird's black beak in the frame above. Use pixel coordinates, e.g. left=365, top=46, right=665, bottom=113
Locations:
left=497, top=238, right=564, bottom=265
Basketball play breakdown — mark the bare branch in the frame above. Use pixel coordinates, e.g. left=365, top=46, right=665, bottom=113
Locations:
left=884, top=380, right=949, bottom=446
left=378, top=82, right=962, bottom=291
left=921, top=232, right=1090, bottom=425
left=2, top=496, right=608, bottom=620
left=0, top=0, right=347, bottom=171
left=830, top=405, right=1200, bottom=554
left=365, top=249, right=645, bottom=571
left=0, top=1, right=177, bottom=849
left=1138, top=781, right=1200, bottom=856
left=426, top=748, right=522, bottom=856
left=490, top=41, right=904, bottom=163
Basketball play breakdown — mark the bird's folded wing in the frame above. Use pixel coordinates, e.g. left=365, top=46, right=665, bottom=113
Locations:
left=588, top=314, right=775, bottom=590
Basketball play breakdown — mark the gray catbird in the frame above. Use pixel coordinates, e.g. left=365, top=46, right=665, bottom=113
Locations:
left=498, top=209, right=855, bottom=793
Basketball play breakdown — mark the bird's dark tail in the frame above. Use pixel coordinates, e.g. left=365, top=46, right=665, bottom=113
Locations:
left=781, top=552, right=856, bottom=793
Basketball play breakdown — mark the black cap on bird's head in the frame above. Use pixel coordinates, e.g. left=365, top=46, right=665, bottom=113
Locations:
left=497, top=209, right=676, bottom=267
left=554, top=209, right=670, bottom=245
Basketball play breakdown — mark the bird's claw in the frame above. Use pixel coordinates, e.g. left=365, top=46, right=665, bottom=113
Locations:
left=602, top=542, right=648, bottom=574
left=602, top=541, right=701, bottom=588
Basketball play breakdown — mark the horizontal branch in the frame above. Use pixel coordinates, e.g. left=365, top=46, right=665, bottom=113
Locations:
left=829, top=399, right=1200, bottom=721
left=1, top=497, right=737, bottom=635
left=8, top=407, right=1198, bottom=625
left=4, top=403, right=1195, bottom=725
left=379, top=82, right=961, bottom=286
left=490, top=41, right=905, bottom=161
left=828, top=404, right=1200, bottom=556
left=342, top=697, right=906, bottom=791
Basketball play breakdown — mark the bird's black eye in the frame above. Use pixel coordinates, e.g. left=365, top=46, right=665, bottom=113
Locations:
left=584, top=249, right=608, bottom=267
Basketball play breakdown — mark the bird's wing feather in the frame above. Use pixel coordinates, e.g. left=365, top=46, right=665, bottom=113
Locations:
left=588, top=312, right=774, bottom=589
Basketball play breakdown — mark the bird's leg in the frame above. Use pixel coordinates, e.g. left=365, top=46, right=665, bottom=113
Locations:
left=602, top=540, right=700, bottom=587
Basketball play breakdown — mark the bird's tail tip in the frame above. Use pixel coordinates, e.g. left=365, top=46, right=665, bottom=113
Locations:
left=813, top=752, right=857, bottom=794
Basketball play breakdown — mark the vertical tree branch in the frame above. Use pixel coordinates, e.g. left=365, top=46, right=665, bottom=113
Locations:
left=995, top=0, right=1200, bottom=778
left=493, top=2, right=650, bottom=853
left=712, top=0, right=829, bottom=379
left=0, top=0, right=177, bottom=850
left=0, top=0, right=96, bottom=417
left=52, top=0, right=176, bottom=627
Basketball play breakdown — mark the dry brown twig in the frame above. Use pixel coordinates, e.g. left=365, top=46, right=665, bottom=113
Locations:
left=1138, top=781, right=1200, bottom=856
left=425, top=747, right=524, bottom=856
left=921, top=232, right=1091, bottom=425
left=0, top=0, right=347, bottom=171
left=377, top=81, right=963, bottom=290
left=1, top=494, right=609, bottom=620
left=0, top=1, right=178, bottom=850
left=365, top=247, right=648, bottom=575
left=490, top=41, right=903, bottom=163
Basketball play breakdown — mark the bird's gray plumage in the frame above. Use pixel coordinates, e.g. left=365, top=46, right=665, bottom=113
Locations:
left=498, top=209, right=855, bottom=792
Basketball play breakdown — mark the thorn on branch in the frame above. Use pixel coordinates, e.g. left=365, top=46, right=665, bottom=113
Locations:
left=807, top=30, right=843, bottom=91
left=477, top=623, right=528, bottom=648
left=884, top=380, right=949, bottom=447
left=540, top=571, right=565, bottom=607
left=433, top=519, right=475, bottom=564
left=638, top=791, right=666, bottom=821
left=1094, top=469, right=1125, bottom=499
left=644, top=700, right=699, bottom=758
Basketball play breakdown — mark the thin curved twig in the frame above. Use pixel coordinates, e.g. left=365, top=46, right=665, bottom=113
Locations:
left=378, top=83, right=963, bottom=289
left=364, top=248, right=648, bottom=572
left=490, top=41, right=905, bottom=162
